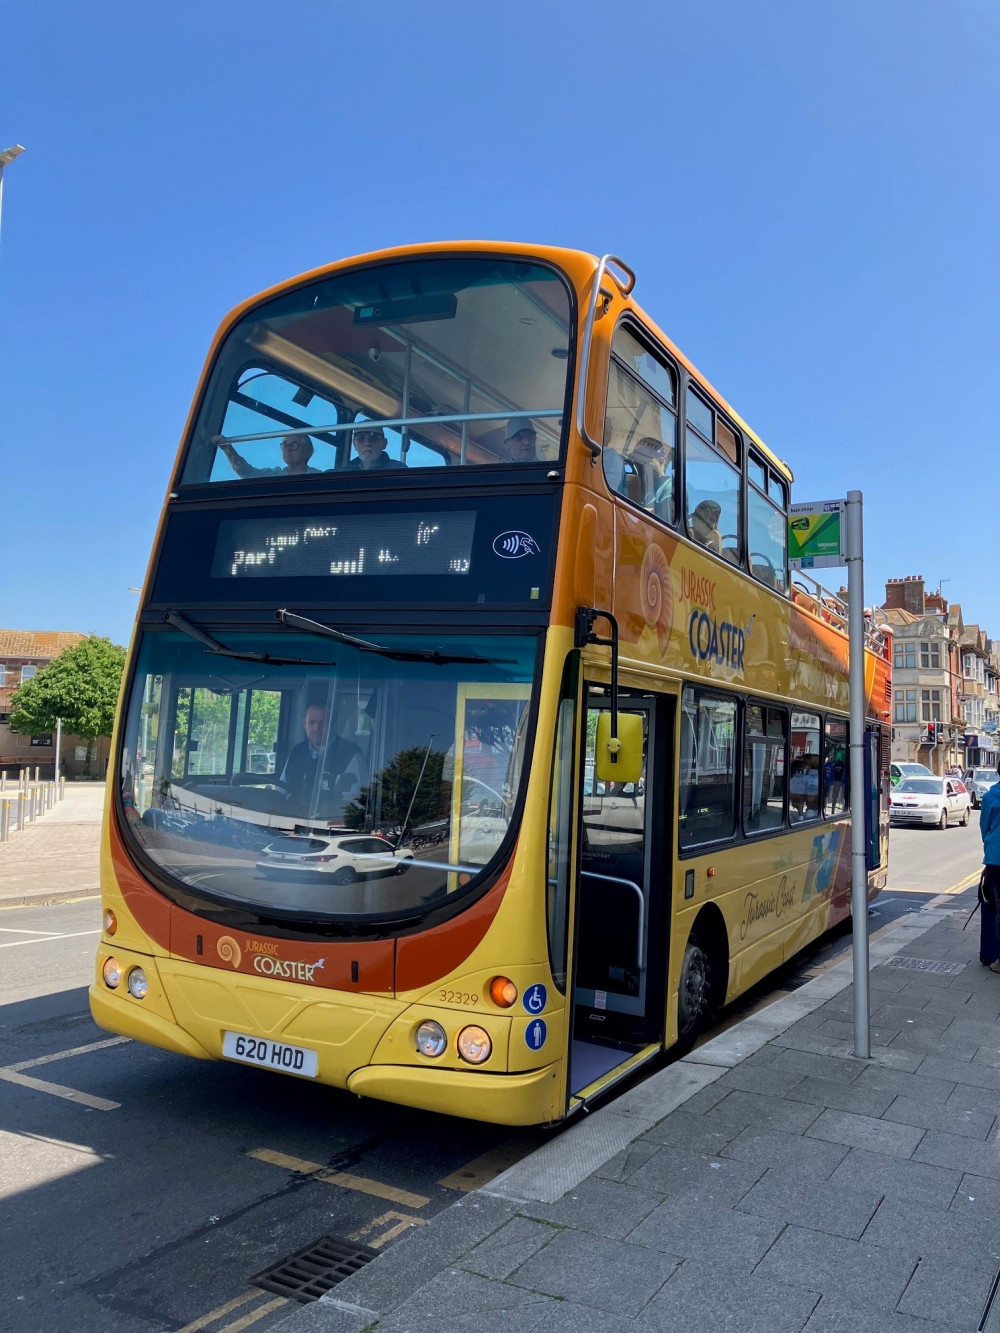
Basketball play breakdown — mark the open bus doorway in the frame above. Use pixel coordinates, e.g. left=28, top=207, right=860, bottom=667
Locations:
left=568, top=686, right=674, bottom=1102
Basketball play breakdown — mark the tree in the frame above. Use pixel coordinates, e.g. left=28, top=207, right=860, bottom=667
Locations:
left=343, top=745, right=450, bottom=832
left=9, top=636, right=127, bottom=773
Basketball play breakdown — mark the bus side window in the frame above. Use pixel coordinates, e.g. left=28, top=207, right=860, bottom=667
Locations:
left=679, top=686, right=737, bottom=848
left=603, top=325, right=677, bottom=526
left=789, top=710, right=821, bottom=823
left=685, top=391, right=741, bottom=565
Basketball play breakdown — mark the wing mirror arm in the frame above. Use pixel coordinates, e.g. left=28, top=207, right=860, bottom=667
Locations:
left=575, top=606, right=621, bottom=759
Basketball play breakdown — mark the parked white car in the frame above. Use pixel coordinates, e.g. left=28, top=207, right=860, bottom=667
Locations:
left=257, top=831, right=413, bottom=883
left=889, top=776, right=971, bottom=830
left=963, top=768, right=999, bottom=809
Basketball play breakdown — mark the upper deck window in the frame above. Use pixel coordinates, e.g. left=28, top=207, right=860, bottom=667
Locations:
left=180, top=258, right=572, bottom=486
left=684, top=391, right=741, bottom=566
left=747, top=449, right=788, bottom=593
left=602, top=325, right=677, bottom=526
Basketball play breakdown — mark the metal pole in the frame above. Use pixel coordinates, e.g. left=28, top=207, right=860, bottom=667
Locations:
left=1, top=800, right=9, bottom=841
left=16, top=792, right=24, bottom=831
left=54, top=717, right=62, bottom=794
left=846, top=489, right=870, bottom=1059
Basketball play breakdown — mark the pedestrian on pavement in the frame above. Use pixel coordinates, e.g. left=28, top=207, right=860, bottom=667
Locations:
left=978, top=758, right=1000, bottom=970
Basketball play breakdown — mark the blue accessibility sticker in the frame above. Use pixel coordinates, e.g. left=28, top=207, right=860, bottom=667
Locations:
left=525, top=1018, right=547, bottom=1051
left=523, top=983, right=547, bottom=1015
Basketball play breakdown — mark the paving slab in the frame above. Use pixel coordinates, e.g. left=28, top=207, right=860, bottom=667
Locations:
left=805, top=1107, right=925, bottom=1158
left=506, top=1228, right=680, bottom=1316
left=752, top=1224, right=919, bottom=1311
left=736, top=1168, right=884, bottom=1239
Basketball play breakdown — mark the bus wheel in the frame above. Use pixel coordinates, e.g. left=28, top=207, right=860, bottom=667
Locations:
left=678, top=933, right=713, bottom=1043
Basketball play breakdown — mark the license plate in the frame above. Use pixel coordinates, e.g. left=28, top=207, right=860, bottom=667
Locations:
left=222, top=1031, right=318, bottom=1077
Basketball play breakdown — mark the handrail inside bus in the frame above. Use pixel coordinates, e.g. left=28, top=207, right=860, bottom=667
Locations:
left=212, top=408, right=562, bottom=449
left=575, top=254, right=636, bottom=463
left=580, top=871, right=645, bottom=964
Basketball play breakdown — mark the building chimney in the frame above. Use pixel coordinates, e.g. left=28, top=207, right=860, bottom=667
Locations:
left=884, top=576, right=925, bottom=615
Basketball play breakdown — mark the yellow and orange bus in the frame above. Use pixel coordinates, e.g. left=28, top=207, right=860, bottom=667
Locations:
left=92, top=243, right=890, bottom=1125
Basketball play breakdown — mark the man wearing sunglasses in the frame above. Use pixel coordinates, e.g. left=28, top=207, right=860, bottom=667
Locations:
left=344, top=425, right=401, bottom=471
left=220, top=433, right=323, bottom=478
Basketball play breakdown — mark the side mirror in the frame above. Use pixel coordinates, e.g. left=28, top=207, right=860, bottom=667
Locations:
left=595, top=712, right=643, bottom=784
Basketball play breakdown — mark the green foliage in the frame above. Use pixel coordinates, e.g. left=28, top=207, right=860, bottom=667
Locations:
left=344, top=745, right=450, bottom=831
left=9, top=636, right=126, bottom=743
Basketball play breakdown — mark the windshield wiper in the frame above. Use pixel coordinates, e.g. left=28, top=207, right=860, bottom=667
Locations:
left=276, top=610, right=514, bottom=666
left=164, top=610, right=333, bottom=666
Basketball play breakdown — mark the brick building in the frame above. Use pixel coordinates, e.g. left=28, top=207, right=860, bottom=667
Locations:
left=0, top=629, right=111, bottom=778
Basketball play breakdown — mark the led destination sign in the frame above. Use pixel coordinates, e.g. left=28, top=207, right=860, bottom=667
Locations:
left=212, top=511, right=477, bottom=580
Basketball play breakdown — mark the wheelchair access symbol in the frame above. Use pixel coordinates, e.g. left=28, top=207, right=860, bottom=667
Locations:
left=525, top=1019, right=547, bottom=1051
left=523, top=983, right=547, bottom=1015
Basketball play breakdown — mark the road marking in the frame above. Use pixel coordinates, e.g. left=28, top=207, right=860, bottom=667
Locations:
left=0, top=1037, right=130, bottom=1111
left=0, top=926, right=64, bottom=936
left=350, top=1209, right=426, bottom=1248
left=175, top=1291, right=261, bottom=1333
left=175, top=1290, right=287, bottom=1333
left=5, top=1036, right=129, bottom=1073
left=0, top=928, right=101, bottom=949
left=439, top=1137, right=533, bottom=1191
left=216, top=1296, right=287, bottom=1333
left=0, top=894, right=100, bottom=912
left=0, top=1068, right=120, bottom=1110
left=249, top=1148, right=430, bottom=1209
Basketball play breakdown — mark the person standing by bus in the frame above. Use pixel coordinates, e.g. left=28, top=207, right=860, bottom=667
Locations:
left=978, top=760, right=1000, bottom=971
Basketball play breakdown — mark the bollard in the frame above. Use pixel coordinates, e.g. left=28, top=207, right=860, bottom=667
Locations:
left=59, top=776, right=66, bottom=800
left=46, top=783, right=53, bottom=811
left=1, top=800, right=9, bottom=842
left=16, top=792, right=25, bottom=831
left=33, top=766, right=39, bottom=783
left=0, top=772, right=5, bottom=792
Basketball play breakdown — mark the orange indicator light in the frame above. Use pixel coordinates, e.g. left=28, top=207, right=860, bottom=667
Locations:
left=489, top=976, right=518, bottom=1007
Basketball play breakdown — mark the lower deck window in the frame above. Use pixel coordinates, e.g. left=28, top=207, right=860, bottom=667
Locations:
left=679, top=687, right=737, bottom=848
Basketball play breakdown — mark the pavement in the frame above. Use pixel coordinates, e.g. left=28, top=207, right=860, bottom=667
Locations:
left=277, top=879, right=1000, bottom=1333
left=0, top=781, right=106, bottom=905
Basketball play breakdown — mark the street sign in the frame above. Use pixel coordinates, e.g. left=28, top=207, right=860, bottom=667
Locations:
left=788, top=499, right=846, bottom=570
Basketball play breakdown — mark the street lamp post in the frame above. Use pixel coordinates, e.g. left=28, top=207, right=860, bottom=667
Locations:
left=0, top=144, right=26, bottom=242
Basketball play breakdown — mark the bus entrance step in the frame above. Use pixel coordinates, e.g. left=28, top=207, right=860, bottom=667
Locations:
left=251, top=1235, right=378, bottom=1304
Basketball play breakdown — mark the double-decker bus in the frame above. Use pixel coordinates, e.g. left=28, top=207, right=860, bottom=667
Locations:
left=93, top=243, right=890, bottom=1125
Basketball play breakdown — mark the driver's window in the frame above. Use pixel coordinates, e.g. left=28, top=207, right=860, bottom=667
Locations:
left=684, top=390, right=741, bottom=565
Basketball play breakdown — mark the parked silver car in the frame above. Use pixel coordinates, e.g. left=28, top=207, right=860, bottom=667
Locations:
left=963, top=768, right=999, bottom=809
left=889, top=776, right=971, bottom=829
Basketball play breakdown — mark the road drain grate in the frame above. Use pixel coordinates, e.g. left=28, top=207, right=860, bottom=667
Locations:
left=252, top=1235, right=378, bottom=1304
left=885, top=956, right=966, bottom=975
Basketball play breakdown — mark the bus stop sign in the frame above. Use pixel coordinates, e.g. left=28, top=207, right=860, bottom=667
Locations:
left=788, top=499, right=846, bottom=570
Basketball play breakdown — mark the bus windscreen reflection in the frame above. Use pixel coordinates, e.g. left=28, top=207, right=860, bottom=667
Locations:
left=120, top=630, right=534, bottom=919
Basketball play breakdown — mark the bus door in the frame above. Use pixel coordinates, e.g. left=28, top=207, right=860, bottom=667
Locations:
left=569, top=685, right=674, bottom=1101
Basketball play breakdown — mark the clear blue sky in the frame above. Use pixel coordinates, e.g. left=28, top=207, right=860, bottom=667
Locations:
left=3, top=0, right=997, bottom=647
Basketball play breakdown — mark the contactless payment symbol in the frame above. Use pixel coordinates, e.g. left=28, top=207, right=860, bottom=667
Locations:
left=523, top=983, right=547, bottom=1015
left=525, top=1019, right=547, bottom=1051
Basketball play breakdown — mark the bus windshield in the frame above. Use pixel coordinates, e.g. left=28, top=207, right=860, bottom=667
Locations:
left=119, top=628, right=537, bottom=922
left=180, top=257, right=572, bottom=484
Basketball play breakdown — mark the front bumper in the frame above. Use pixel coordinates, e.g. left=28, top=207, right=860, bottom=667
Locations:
left=890, top=807, right=942, bottom=826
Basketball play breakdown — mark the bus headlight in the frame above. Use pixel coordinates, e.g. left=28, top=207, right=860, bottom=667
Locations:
left=457, top=1025, right=492, bottom=1065
left=415, top=1020, right=447, bottom=1058
left=102, top=957, right=122, bottom=989
left=127, top=967, right=148, bottom=1000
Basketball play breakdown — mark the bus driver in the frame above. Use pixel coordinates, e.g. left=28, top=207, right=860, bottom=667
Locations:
left=280, top=698, right=366, bottom=813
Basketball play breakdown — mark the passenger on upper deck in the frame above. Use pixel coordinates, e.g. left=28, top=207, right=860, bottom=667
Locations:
left=219, top=434, right=323, bottom=479
left=690, top=499, right=722, bottom=554
left=504, top=419, right=538, bottom=463
left=343, top=426, right=402, bottom=471
left=632, top=436, right=674, bottom=521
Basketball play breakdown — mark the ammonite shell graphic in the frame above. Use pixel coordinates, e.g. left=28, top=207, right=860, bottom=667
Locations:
left=640, top=544, right=673, bottom=652
left=216, top=935, right=242, bottom=968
